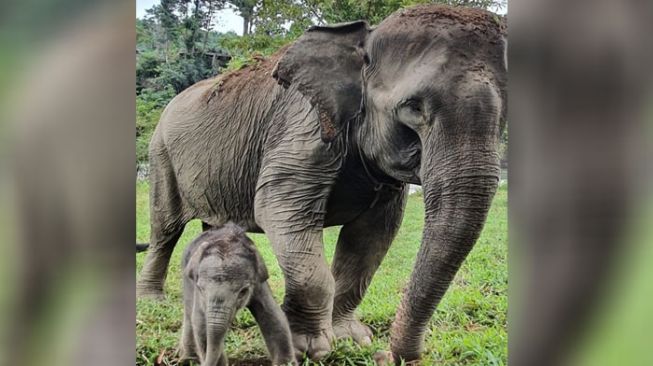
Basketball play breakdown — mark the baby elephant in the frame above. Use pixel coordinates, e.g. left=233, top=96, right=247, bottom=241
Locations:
left=179, top=223, right=295, bottom=366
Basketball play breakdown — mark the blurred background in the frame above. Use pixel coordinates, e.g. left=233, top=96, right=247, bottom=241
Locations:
left=0, top=0, right=651, bottom=365
left=509, top=1, right=653, bottom=365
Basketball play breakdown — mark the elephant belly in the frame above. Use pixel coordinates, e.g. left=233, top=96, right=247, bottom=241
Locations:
left=166, top=141, right=260, bottom=231
left=178, top=170, right=259, bottom=229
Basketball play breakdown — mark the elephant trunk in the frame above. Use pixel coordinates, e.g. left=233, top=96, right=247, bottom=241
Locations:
left=390, top=143, right=500, bottom=361
left=203, top=308, right=231, bottom=366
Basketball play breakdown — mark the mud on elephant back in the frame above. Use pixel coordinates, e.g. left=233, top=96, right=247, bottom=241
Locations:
left=137, top=4, right=506, bottom=364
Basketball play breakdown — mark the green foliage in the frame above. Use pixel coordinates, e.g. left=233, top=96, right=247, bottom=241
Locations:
left=277, top=0, right=506, bottom=26
left=251, top=0, right=318, bottom=36
left=137, top=1, right=235, bottom=165
left=155, top=56, right=216, bottom=93
left=136, top=184, right=508, bottom=365
left=218, top=31, right=296, bottom=71
left=136, top=50, right=163, bottom=93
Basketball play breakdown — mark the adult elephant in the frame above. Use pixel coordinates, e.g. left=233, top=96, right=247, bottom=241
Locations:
left=138, top=4, right=506, bottom=363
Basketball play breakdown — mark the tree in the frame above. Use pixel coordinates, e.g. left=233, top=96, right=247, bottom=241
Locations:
left=229, top=0, right=257, bottom=35
left=150, top=0, right=180, bottom=61
left=316, top=0, right=506, bottom=25
left=236, top=0, right=505, bottom=39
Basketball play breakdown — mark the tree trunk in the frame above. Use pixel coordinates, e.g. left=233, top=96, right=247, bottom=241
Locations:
left=243, top=16, right=250, bottom=36
left=202, top=0, right=214, bottom=53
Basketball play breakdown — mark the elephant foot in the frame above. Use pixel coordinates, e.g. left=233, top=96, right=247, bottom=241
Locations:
left=176, top=347, right=198, bottom=366
left=374, top=351, right=421, bottom=366
left=333, top=317, right=373, bottom=346
left=177, top=354, right=198, bottom=366
left=290, top=328, right=334, bottom=360
left=136, top=283, right=165, bottom=300
left=373, top=351, right=394, bottom=365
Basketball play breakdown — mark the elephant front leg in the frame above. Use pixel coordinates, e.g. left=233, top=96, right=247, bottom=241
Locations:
left=248, top=282, right=296, bottom=365
left=216, top=352, right=228, bottom=366
left=179, top=315, right=198, bottom=363
left=254, top=136, right=342, bottom=360
left=191, top=302, right=207, bottom=362
left=179, top=285, right=199, bottom=363
left=331, top=188, right=407, bottom=346
left=271, top=230, right=336, bottom=360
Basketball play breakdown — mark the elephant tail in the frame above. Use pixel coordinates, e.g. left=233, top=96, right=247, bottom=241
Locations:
left=136, top=243, right=149, bottom=252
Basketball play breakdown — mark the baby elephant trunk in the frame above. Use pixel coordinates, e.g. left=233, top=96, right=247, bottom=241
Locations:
left=203, top=309, right=232, bottom=366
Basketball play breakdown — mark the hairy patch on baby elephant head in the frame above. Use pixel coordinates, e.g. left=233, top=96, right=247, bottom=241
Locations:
left=186, top=224, right=268, bottom=283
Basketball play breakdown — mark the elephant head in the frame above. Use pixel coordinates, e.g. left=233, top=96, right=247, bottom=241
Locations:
left=184, top=224, right=270, bottom=366
left=274, top=4, right=506, bottom=362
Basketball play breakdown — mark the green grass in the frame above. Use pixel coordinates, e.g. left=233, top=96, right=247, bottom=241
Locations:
left=137, top=182, right=507, bottom=365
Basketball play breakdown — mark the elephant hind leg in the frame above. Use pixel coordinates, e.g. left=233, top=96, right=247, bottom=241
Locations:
left=137, top=224, right=184, bottom=298
left=331, top=188, right=407, bottom=345
left=137, top=143, right=187, bottom=298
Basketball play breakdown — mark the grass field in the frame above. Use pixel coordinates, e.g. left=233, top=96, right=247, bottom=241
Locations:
left=137, top=182, right=507, bottom=365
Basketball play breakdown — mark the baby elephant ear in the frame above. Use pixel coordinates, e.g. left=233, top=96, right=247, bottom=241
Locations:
left=185, top=241, right=211, bottom=281
left=273, top=21, right=369, bottom=142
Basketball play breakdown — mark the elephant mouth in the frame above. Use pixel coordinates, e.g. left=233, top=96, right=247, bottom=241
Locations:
left=410, top=167, right=422, bottom=185
left=393, top=141, right=422, bottom=184
left=386, top=163, right=421, bottom=185
left=396, top=124, right=422, bottom=184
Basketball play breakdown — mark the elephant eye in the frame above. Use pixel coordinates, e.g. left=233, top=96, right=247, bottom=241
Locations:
left=403, top=98, right=422, bottom=114
left=396, top=98, right=426, bottom=129
left=237, top=287, right=249, bottom=299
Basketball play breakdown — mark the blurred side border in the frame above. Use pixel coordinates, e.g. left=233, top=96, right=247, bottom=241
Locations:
left=509, top=0, right=653, bottom=365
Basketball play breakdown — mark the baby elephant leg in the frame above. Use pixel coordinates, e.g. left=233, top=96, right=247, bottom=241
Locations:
left=217, top=352, right=228, bottom=366
left=179, top=283, right=198, bottom=363
left=248, top=281, right=296, bottom=365
left=178, top=316, right=198, bottom=363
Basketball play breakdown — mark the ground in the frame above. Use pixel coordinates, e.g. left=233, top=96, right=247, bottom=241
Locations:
left=136, top=182, right=507, bottom=365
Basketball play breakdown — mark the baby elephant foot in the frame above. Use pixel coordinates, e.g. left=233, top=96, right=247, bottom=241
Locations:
left=176, top=349, right=198, bottom=365
left=291, top=328, right=335, bottom=361
left=333, top=317, right=373, bottom=346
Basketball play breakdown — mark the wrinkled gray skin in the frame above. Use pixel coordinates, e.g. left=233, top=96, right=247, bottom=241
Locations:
left=180, top=223, right=295, bottom=366
left=138, top=4, right=506, bottom=363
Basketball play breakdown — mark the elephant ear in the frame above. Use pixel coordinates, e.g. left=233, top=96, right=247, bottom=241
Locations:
left=273, top=21, right=369, bottom=142
left=185, top=241, right=212, bottom=281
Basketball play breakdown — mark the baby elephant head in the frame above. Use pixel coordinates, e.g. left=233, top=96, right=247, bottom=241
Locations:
left=181, top=223, right=294, bottom=366
left=186, top=224, right=268, bottom=313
